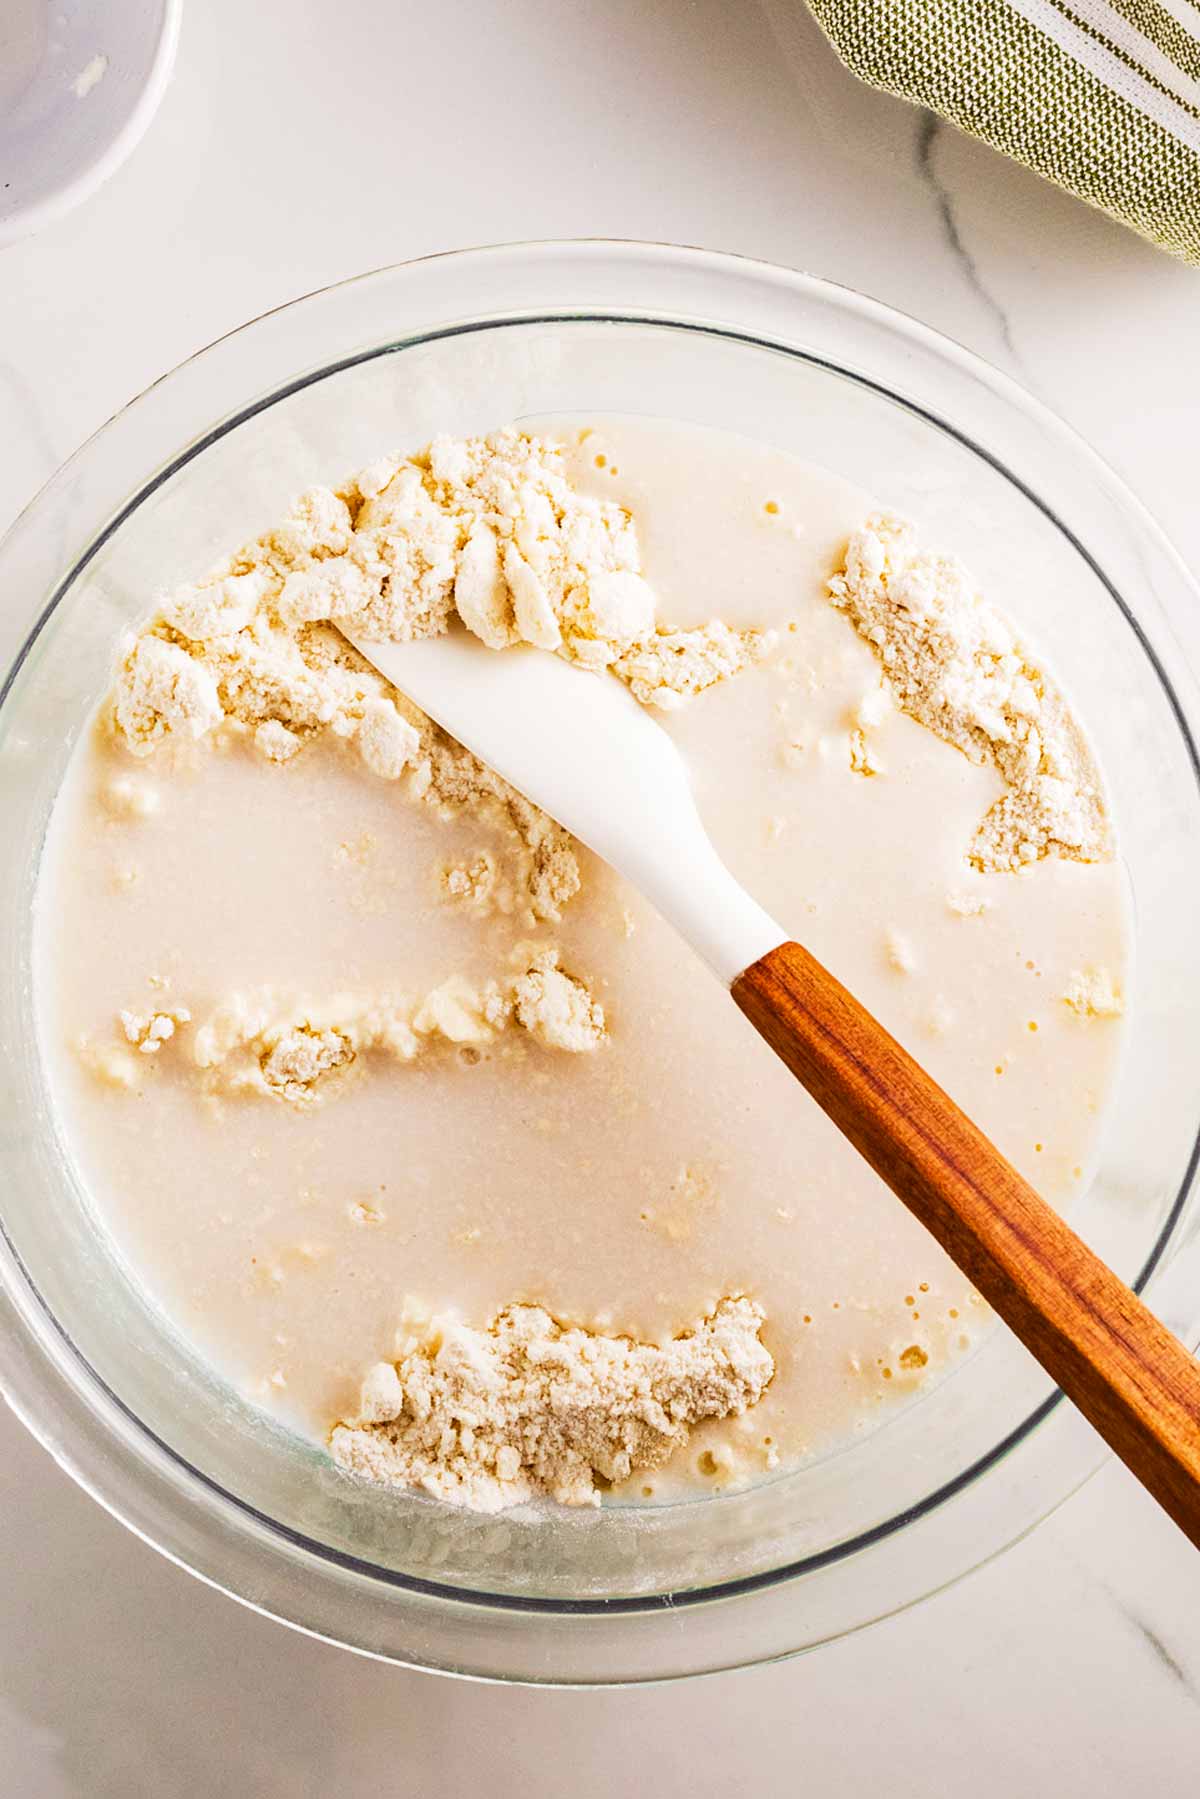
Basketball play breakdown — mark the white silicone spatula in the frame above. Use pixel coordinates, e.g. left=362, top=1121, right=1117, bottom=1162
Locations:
left=345, top=625, right=1200, bottom=1549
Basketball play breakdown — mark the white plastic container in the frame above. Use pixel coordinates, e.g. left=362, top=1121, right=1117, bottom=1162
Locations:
left=0, top=1, right=182, bottom=246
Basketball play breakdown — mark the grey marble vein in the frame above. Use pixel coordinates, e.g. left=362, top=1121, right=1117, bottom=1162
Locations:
left=914, top=112, right=1022, bottom=372
left=1043, top=1511, right=1200, bottom=1711
left=1127, top=1612, right=1197, bottom=1697
left=1082, top=1566, right=1200, bottom=1705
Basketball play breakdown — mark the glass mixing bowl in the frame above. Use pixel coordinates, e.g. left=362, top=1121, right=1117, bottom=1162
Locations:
left=2, top=242, right=1199, bottom=1685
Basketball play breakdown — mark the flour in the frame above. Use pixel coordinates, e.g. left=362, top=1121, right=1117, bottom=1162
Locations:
left=946, top=889, right=991, bottom=917
left=109, top=430, right=768, bottom=922
left=1062, top=966, right=1124, bottom=1018
left=330, top=1295, right=774, bottom=1511
left=76, top=1039, right=139, bottom=1089
left=829, top=515, right=1111, bottom=872
left=253, top=719, right=301, bottom=764
left=512, top=955, right=607, bottom=1052
left=71, top=53, right=109, bottom=99
left=355, top=697, right=422, bottom=781
left=115, top=636, right=223, bottom=751
left=413, top=725, right=581, bottom=923
left=884, top=929, right=916, bottom=974
left=848, top=728, right=884, bottom=778
left=438, top=851, right=497, bottom=912
left=99, top=776, right=159, bottom=818
left=612, top=621, right=772, bottom=710
left=116, top=613, right=578, bottom=922
left=96, top=951, right=607, bottom=1106
left=119, top=1004, right=190, bottom=1055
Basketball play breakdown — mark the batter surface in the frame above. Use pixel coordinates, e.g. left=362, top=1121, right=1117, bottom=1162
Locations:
left=34, top=416, right=1128, bottom=1508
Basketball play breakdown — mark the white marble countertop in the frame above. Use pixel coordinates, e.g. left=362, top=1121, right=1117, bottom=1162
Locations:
left=1, top=1, right=1198, bottom=1790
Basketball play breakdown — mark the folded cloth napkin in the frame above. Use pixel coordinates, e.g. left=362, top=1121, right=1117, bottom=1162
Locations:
left=807, top=0, right=1200, bottom=263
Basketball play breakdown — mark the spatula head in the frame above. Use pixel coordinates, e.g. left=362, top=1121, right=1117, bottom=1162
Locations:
left=342, top=627, right=784, bottom=982
left=344, top=628, right=696, bottom=878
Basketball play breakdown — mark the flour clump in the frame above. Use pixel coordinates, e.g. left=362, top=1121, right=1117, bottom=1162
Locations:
left=119, top=1004, right=191, bottom=1054
left=96, top=954, right=609, bottom=1107
left=829, top=514, right=1111, bottom=872
left=108, top=430, right=770, bottom=924
left=1062, top=966, right=1124, bottom=1018
left=330, top=1295, right=774, bottom=1511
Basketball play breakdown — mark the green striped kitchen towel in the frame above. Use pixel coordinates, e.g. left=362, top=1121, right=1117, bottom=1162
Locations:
left=806, top=0, right=1200, bottom=263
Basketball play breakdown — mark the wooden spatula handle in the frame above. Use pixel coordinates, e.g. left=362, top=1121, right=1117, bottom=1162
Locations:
left=732, top=939, right=1200, bottom=1548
